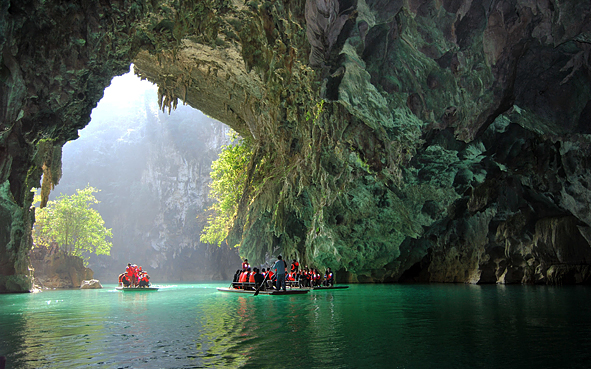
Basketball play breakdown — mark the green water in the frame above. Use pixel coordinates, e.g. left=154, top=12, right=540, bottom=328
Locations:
left=1, top=283, right=590, bottom=369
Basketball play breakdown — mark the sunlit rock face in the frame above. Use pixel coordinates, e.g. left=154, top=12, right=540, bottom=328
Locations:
left=1, top=0, right=590, bottom=291
left=29, top=247, right=93, bottom=289
left=56, top=78, right=240, bottom=281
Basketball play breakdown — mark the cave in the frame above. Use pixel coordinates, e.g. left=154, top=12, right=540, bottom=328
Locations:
left=2, top=1, right=591, bottom=292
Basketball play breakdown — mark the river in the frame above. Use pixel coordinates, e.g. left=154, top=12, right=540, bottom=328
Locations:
left=1, top=283, right=590, bottom=368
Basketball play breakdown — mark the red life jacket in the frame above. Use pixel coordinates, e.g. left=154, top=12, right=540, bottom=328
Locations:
left=242, top=262, right=250, bottom=270
left=126, top=266, right=135, bottom=277
left=239, top=272, right=249, bottom=283
left=249, top=273, right=255, bottom=283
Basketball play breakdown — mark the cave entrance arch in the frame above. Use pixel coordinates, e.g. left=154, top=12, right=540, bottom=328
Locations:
left=38, top=65, right=240, bottom=284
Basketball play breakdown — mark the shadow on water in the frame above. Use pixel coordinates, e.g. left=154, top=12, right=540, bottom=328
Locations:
left=1, top=283, right=591, bottom=368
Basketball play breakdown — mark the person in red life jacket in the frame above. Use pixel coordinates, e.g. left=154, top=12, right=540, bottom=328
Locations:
left=291, top=260, right=299, bottom=273
left=242, top=259, right=250, bottom=271
left=325, top=268, right=334, bottom=286
left=261, top=268, right=270, bottom=289
left=126, top=263, right=136, bottom=287
left=302, top=270, right=309, bottom=287
left=239, top=268, right=250, bottom=283
left=299, top=269, right=307, bottom=287
left=131, top=264, right=140, bottom=287
left=248, top=268, right=256, bottom=284
left=137, top=266, right=143, bottom=284
left=139, top=271, right=150, bottom=287
left=118, top=273, right=131, bottom=287
left=266, top=267, right=275, bottom=289
left=314, top=268, right=322, bottom=287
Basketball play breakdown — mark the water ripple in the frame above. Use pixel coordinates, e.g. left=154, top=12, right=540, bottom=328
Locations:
left=1, top=283, right=591, bottom=368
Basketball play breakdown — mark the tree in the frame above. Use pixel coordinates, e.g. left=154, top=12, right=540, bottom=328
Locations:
left=200, top=131, right=252, bottom=246
left=33, top=185, right=113, bottom=262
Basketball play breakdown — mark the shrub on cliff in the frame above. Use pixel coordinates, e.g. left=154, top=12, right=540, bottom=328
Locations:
left=200, top=131, right=252, bottom=247
left=32, top=185, right=113, bottom=263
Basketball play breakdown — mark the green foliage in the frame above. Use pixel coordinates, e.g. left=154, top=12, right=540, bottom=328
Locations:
left=33, top=185, right=113, bottom=263
left=201, top=131, right=253, bottom=246
left=305, top=99, right=325, bottom=125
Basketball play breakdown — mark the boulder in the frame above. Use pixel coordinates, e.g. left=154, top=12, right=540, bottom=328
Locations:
left=80, top=279, right=102, bottom=289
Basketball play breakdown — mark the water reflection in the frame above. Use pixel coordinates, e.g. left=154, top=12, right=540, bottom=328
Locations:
left=1, top=284, right=590, bottom=368
left=197, top=294, right=246, bottom=367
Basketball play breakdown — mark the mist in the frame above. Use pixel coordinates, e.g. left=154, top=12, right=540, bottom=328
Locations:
left=51, top=65, right=241, bottom=282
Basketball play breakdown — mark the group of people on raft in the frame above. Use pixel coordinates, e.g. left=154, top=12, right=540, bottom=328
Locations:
left=232, top=258, right=334, bottom=291
left=118, top=263, right=151, bottom=288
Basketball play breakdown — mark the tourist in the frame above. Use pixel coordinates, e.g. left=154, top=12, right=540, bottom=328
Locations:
left=262, top=268, right=272, bottom=289
left=272, top=255, right=287, bottom=291
left=126, top=263, right=136, bottom=287
left=132, top=264, right=140, bottom=286
left=239, top=268, right=250, bottom=283
left=266, top=267, right=275, bottom=289
left=233, top=270, right=241, bottom=283
left=139, top=271, right=150, bottom=287
left=291, top=259, right=299, bottom=273
left=325, top=268, right=334, bottom=286
left=242, top=259, right=250, bottom=271
left=118, top=273, right=131, bottom=287
left=254, top=268, right=265, bottom=290
left=303, top=268, right=311, bottom=287
left=314, top=268, right=321, bottom=286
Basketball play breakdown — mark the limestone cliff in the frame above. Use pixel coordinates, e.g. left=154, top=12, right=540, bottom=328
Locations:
left=1, top=0, right=590, bottom=291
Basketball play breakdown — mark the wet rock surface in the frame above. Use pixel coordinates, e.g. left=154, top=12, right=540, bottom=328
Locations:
left=80, top=279, right=102, bottom=289
left=1, top=0, right=591, bottom=290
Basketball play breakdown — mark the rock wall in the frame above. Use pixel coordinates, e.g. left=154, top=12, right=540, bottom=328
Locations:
left=29, top=246, right=93, bottom=289
left=1, top=0, right=590, bottom=291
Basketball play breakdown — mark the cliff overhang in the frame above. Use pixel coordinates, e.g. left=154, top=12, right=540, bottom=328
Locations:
left=1, top=0, right=591, bottom=291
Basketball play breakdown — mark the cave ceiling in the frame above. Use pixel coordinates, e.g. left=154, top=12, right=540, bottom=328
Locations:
left=1, top=0, right=591, bottom=291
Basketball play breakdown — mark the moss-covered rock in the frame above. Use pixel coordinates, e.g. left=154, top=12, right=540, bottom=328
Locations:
left=1, top=0, right=591, bottom=290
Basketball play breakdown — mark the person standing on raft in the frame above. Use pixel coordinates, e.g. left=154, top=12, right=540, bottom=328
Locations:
left=126, top=263, right=136, bottom=287
left=272, top=255, right=287, bottom=291
left=242, top=259, right=250, bottom=271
